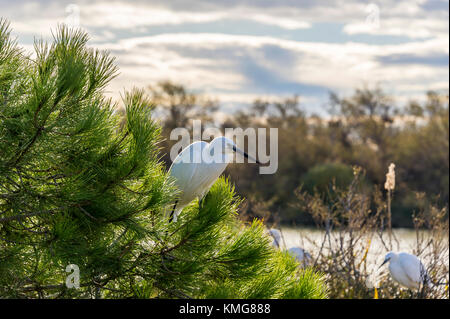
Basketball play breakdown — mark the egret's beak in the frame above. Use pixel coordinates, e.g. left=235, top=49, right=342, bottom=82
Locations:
left=380, top=258, right=389, bottom=268
left=232, top=145, right=261, bottom=164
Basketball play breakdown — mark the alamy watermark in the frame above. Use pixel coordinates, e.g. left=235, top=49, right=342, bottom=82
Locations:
left=170, top=120, right=278, bottom=174
left=365, top=3, right=380, bottom=30
left=65, top=4, right=80, bottom=28
left=65, top=264, right=80, bottom=289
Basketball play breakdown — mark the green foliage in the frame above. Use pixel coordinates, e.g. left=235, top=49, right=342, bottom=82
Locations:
left=0, top=20, right=326, bottom=299
left=301, top=163, right=355, bottom=195
left=295, top=170, right=449, bottom=299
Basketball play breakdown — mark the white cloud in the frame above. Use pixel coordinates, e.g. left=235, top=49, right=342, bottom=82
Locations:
left=95, top=32, right=448, bottom=112
left=80, top=2, right=313, bottom=30
left=3, top=0, right=448, bottom=114
left=343, top=17, right=448, bottom=39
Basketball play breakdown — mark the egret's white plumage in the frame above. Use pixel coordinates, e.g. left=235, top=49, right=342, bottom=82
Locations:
left=288, top=247, right=312, bottom=267
left=168, top=136, right=259, bottom=222
left=381, top=252, right=429, bottom=290
left=268, top=228, right=312, bottom=267
left=268, top=228, right=282, bottom=248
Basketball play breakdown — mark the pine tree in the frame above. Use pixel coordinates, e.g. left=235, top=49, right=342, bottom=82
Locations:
left=0, top=20, right=327, bottom=299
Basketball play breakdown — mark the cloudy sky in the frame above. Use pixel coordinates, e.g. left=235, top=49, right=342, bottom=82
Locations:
left=1, top=0, right=448, bottom=115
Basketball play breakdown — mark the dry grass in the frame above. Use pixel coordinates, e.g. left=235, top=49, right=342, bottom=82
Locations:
left=291, top=167, right=449, bottom=299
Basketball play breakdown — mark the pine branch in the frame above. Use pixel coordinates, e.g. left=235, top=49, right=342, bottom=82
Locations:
left=0, top=209, right=56, bottom=223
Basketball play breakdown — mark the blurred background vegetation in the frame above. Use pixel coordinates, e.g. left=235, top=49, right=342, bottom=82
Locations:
left=132, top=81, right=449, bottom=229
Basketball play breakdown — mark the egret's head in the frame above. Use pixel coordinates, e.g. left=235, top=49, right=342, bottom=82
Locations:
left=380, top=252, right=396, bottom=267
left=209, top=136, right=261, bottom=164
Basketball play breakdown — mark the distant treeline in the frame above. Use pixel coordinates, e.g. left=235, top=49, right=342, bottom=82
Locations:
left=134, top=81, right=449, bottom=228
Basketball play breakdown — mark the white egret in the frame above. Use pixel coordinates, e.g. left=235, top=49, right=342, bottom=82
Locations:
left=268, top=228, right=312, bottom=267
left=168, top=136, right=260, bottom=222
left=268, top=228, right=282, bottom=248
left=288, top=247, right=312, bottom=267
left=380, top=252, right=429, bottom=290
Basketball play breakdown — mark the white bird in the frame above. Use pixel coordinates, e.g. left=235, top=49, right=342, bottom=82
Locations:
left=288, top=247, right=312, bottom=267
left=268, top=228, right=312, bottom=267
left=380, top=252, right=429, bottom=290
left=268, top=228, right=283, bottom=248
left=168, top=136, right=260, bottom=222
